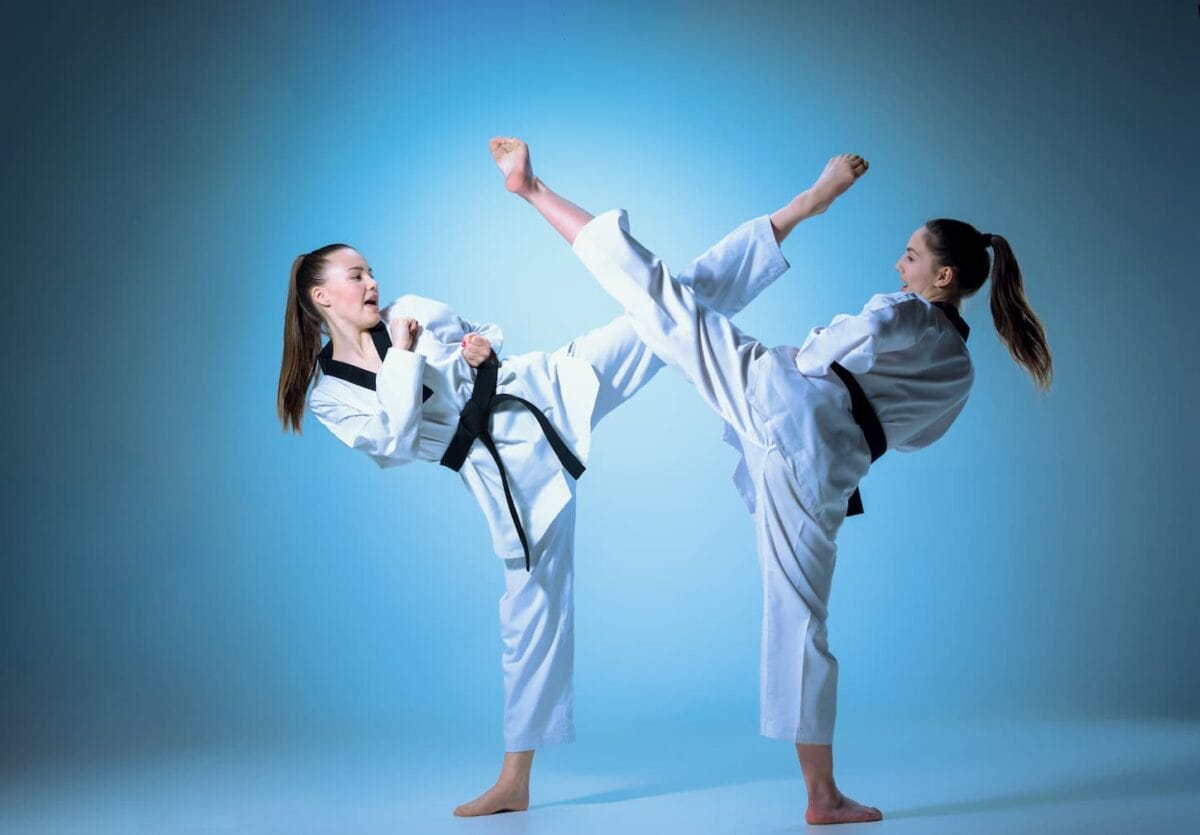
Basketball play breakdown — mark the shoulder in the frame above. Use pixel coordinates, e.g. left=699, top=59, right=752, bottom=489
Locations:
left=307, top=378, right=343, bottom=413
left=858, top=291, right=935, bottom=326
left=384, top=293, right=456, bottom=321
left=308, top=376, right=369, bottom=417
left=862, top=291, right=930, bottom=313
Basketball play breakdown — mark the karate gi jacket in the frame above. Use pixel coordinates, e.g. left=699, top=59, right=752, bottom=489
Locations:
left=732, top=290, right=975, bottom=537
left=568, top=208, right=975, bottom=540
left=308, top=295, right=600, bottom=559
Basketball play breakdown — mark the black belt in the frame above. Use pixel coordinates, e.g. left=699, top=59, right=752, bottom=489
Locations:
left=829, top=362, right=886, bottom=517
left=439, top=359, right=585, bottom=571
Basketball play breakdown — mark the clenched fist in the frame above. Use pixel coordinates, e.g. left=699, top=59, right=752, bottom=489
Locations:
left=389, top=316, right=420, bottom=351
left=461, top=332, right=493, bottom=368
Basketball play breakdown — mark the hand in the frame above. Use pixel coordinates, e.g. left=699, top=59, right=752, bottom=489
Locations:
left=461, top=332, right=493, bottom=367
left=389, top=316, right=420, bottom=351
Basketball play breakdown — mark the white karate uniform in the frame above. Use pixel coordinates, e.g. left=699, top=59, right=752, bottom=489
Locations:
left=308, top=214, right=789, bottom=750
left=572, top=209, right=974, bottom=744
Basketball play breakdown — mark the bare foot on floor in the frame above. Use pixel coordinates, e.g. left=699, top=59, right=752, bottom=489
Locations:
left=489, top=136, right=536, bottom=197
left=452, top=779, right=530, bottom=817
left=806, top=789, right=883, bottom=825
left=808, top=153, right=870, bottom=213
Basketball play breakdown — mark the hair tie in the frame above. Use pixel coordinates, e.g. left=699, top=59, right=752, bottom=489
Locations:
left=979, top=233, right=992, bottom=247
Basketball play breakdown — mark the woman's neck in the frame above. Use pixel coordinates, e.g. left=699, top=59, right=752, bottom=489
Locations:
left=923, top=287, right=959, bottom=307
left=327, top=319, right=381, bottom=367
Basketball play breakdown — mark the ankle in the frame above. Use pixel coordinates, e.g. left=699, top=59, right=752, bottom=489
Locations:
left=794, top=188, right=831, bottom=218
left=770, top=190, right=827, bottom=243
left=499, top=767, right=532, bottom=787
left=498, top=754, right=533, bottom=786
left=517, top=175, right=545, bottom=202
left=806, top=779, right=841, bottom=806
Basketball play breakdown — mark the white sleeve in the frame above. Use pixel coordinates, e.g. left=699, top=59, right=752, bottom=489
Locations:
left=794, top=294, right=932, bottom=376
left=676, top=215, right=790, bottom=317
left=309, top=350, right=426, bottom=468
left=390, top=294, right=504, bottom=355
left=457, top=314, right=504, bottom=354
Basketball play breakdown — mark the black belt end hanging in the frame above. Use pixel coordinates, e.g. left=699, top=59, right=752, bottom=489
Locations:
left=440, top=360, right=585, bottom=572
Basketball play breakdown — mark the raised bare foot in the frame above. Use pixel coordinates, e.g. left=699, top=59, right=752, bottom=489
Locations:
left=769, top=153, right=870, bottom=243
left=806, top=788, right=883, bottom=825
left=489, top=136, right=536, bottom=197
left=452, top=779, right=530, bottom=817
left=808, top=153, right=869, bottom=213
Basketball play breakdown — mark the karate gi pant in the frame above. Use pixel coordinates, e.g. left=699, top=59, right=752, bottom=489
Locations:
left=572, top=210, right=841, bottom=744
left=497, top=214, right=790, bottom=751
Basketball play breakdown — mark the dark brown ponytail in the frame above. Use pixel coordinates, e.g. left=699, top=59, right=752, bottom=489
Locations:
left=276, top=244, right=350, bottom=432
left=925, top=220, right=1053, bottom=392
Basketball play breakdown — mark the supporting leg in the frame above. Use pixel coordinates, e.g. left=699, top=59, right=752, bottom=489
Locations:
left=797, top=743, right=884, bottom=825
left=454, top=498, right=577, bottom=816
left=453, top=751, right=534, bottom=817
left=498, top=498, right=576, bottom=751
left=752, top=447, right=881, bottom=824
left=753, top=449, right=839, bottom=745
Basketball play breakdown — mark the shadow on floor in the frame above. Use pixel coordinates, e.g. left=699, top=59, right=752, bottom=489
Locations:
left=535, top=755, right=1200, bottom=822
left=885, top=757, right=1200, bottom=820
left=534, top=774, right=792, bottom=810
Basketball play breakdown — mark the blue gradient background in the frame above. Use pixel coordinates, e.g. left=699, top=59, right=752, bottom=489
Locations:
left=4, top=0, right=1197, bottom=772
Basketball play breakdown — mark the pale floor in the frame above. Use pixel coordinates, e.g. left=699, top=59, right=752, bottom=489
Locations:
left=2, top=720, right=1197, bottom=834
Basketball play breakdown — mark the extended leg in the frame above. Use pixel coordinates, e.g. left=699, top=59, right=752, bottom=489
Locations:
left=769, top=153, right=870, bottom=244
left=561, top=213, right=789, bottom=427
left=489, top=136, right=826, bottom=437
left=491, top=136, right=868, bottom=254
left=570, top=208, right=768, bottom=438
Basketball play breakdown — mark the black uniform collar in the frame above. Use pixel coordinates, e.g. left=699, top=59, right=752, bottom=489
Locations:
left=317, top=320, right=393, bottom=391
left=932, top=301, right=970, bottom=342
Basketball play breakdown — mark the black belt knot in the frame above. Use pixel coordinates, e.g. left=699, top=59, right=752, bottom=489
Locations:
left=440, top=358, right=585, bottom=571
left=830, top=362, right=886, bottom=517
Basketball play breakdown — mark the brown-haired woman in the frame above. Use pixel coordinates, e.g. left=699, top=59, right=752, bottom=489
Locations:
left=492, top=136, right=1051, bottom=825
left=277, top=164, right=799, bottom=815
